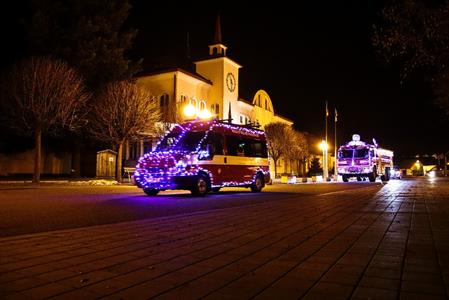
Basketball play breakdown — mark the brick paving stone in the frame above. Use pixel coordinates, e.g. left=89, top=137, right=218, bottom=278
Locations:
left=352, top=286, right=397, bottom=299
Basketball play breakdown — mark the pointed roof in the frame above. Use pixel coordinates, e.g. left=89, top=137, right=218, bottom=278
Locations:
left=214, top=14, right=222, bottom=44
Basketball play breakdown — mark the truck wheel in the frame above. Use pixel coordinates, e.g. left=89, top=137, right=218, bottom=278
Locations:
left=251, top=175, right=264, bottom=192
left=368, top=172, right=376, bottom=182
left=342, top=175, right=349, bottom=182
left=143, top=188, right=159, bottom=196
left=357, top=177, right=362, bottom=181
left=384, top=167, right=390, bottom=181
left=191, top=175, right=208, bottom=196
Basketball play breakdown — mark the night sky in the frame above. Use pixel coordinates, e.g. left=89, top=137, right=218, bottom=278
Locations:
left=2, top=1, right=448, bottom=157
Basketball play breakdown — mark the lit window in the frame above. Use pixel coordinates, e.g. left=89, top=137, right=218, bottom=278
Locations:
left=200, top=101, right=205, bottom=110
left=191, top=98, right=197, bottom=108
left=265, top=99, right=268, bottom=110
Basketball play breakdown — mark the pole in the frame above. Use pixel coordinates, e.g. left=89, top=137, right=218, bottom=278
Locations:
left=334, top=108, right=338, bottom=179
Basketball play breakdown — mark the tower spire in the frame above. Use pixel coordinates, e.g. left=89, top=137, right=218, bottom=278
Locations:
left=214, top=14, right=222, bottom=44
left=208, top=13, right=227, bottom=57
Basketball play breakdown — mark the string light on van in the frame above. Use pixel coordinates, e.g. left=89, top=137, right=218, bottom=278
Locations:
left=134, top=119, right=269, bottom=190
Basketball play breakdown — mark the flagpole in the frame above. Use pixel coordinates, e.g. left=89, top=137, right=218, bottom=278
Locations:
left=334, top=108, right=338, bottom=179
left=324, top=101, right=328, bottom=181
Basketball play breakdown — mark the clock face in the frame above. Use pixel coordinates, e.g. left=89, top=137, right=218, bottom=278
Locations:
left=226, top=72, right=236, bottom=92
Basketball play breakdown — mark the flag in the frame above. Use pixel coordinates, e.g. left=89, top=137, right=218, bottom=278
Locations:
left=335, top=108, right=338, bottom=122
left=325, top=101, right=329, bottom=117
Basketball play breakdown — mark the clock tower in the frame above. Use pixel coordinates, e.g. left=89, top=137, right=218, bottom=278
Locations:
left=194, top=14, right=241, bottom=122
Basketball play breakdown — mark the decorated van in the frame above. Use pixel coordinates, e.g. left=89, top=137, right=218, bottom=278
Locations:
left=133, top=119, right=270, bottom=196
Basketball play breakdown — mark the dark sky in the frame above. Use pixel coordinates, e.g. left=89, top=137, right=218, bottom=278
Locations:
left=1, top=1, right=448, bottom=156
left=127, top=1, right=448, bottom=156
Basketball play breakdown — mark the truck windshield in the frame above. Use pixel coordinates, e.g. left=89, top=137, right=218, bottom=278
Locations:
left=156, top=131, right=206, bottom=152
left=354, top=149, right=369, bottom=158
left=338, top=150, right=353, bottom=159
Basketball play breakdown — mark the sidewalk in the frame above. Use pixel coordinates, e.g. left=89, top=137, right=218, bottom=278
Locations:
left=1, top=179, right=448, bottom=299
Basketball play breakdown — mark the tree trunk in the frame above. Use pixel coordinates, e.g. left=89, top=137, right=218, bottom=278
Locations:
left=116, top=141, right=123, bottom=183
left=33, top=126, right=42, bottom=183
left=71, top=137, right=81, bottom=178
left=273, top=158, right=278, bottom=178
left=302, top=159, right=307, bottom=181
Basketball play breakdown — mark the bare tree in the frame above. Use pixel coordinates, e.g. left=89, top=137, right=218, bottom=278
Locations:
left=373, top=0, right=449, bottom=115
left=89, top=81, right=160, bottom=182
left=287, top=131, right=309, bottom=180
left=264, top=122, right=294, bottom=178
left=1, top=57, right=89, bottom=183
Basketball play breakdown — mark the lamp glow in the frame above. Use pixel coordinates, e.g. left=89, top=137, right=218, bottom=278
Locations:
left=319, top=140, right=328, bottom=151
left=183, top=104, right=196, bottom=118
left=198, top=109, right=212, bottom=119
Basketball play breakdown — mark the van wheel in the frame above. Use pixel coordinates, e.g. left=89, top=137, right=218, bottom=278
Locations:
left=143, top=188, right=159, bottom=196
left=251, top=175, right=264, bottom=192
left=191, top=175, right=208, bottom=196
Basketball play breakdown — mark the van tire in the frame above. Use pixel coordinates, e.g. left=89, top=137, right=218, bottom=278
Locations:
left=251, top=174, right=264, bottom=192
left=191, top=175, right=208, bottom=196
left=143, top=188, right=159, bottom=196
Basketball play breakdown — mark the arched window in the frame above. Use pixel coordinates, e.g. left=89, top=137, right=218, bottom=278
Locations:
left=211, top=103, right=220, bottom=115
left=191, top=98, right=197, bottom=108
left=180, top=95, right=187, bottom=103
left=159, top=94, right=169, bottom=107
left=199, top=100, right=205, bottom=110
left=265, top=98, right=268, bottom=110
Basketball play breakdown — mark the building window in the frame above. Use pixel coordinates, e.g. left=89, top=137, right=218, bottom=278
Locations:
left=160, top=94, right=169, bottom=107
left=199, top=100, right=205, bottom=111
left=211, top=103, right=220, bottom=115
left=180, top=95, right=188, bottom=103
left=240, top=116, right=243, bottom=123
left=258, top=95, right=261, bottom=107
left=265, top=99, right=268, bottom=110
left=191, top=98, right=197, bottom=108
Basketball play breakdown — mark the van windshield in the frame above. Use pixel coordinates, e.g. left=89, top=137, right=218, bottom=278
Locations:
left=156, top=131, right=206, bottom=151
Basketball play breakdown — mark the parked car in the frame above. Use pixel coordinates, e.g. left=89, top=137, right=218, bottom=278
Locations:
left=426, top=166, right=447, bottom=177
left=390, top=166, right=402, bottom=179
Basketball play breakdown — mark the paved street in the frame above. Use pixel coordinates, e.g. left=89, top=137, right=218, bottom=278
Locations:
left=0, top=178, right=449, bottom=299
left=0, top=182, right=377, bottom=237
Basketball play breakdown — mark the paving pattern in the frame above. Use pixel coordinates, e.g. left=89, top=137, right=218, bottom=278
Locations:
left=0, top=179, right=448, bottom=299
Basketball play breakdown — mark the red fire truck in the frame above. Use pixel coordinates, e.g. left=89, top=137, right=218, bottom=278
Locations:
left=337, top=134, right=394, bottom=182
left=133, top=119, right=270, bottom=196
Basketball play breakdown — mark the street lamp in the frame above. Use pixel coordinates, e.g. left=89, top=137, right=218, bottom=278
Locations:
left=319, top=140, right=329, bottom=181
left=183, top=104, right=196, bottom=118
